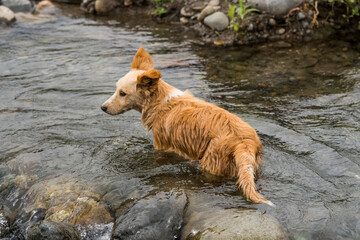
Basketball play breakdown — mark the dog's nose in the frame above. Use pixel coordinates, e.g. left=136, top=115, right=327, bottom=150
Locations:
left=101, top=105, right=107, bottom=112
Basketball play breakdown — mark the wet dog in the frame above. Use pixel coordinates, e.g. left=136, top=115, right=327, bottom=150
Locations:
left=101, top=47, right=273, bottom=205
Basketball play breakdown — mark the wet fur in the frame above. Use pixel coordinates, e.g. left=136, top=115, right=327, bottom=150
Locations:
left=102, top=47, right=272, bottom=205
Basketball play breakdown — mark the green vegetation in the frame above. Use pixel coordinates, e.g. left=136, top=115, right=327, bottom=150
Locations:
left=328, top=0, right=360, bottom=29
left=225, top=0, right=259, bottom=32
left=152, top=0, right=175, bottom=16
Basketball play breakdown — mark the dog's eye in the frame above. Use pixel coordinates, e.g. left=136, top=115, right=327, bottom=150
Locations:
left=119, top=91, right=127, bottom=97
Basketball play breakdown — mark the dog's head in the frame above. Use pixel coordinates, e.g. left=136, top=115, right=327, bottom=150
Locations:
left=101, top=47, right=161, bottom=115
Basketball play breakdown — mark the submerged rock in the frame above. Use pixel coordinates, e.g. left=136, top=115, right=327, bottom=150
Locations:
left=113, top=191, right=187, bottom=240
left=27, top=220, right=81, bottom=240
left=0, top=6, right=16, bottom=24
left=1, top=0, right=32, bottom=12
left=25, top=175, right=113, bottom=226
left=247, top=0, right=303, bottom=16
left=203, top=12, right=229, bottom=31
left=182, top=209, right=288, bottom=240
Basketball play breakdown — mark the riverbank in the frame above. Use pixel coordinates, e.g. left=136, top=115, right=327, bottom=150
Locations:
left=65, top=0, right=360, bottom=46
left=1, top=0, right=360, bottom=46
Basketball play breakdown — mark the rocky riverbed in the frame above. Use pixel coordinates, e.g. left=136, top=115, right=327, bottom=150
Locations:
left=1, top=1, right=360, bottom=240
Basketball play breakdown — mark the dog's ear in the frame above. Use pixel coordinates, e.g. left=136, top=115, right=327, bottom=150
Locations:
left=137, top=69, right=161, bottom=93
left=132, top=47, right=153, bottom=71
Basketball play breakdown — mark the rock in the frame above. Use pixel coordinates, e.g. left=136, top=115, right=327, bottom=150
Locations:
left=180, top=17, right=189, bottom=24
left=35, top=1, right=59, bottom=15
left=213, top=40, right=225, bottom=46
left=1, top=0, right=32, bottom=12
left=27, top=220, right=81, bottom=240
left=25, top=175, right=113, bottom=226
left=302, top=20, right=309, bottom=29
left=0, top=211, right=9, bottom=238
left=95, top=0, right=120, bottom=14
left=276, top=28, right=286, bottom=35
left=182, top=209, right=288, bottom=240
left=124, top=0, right=132, bottom=6
left=180, top=6, right=195, bottom=17
left=208, top=0, right=220, bottom=6
left=113, top=191, right=187, bottom=240
left=203, top=12, right=229, bottom=31
left=247, top=0, right=303, bottom=15
left=269, top=18, right=276, bottom=26
left=247, top=23, right=254, bottom=31
left=297, top=12, right=306, bottom=20
left=0, top=6, right=16, bottom=24
left=197, top=5, right=220, bottom=21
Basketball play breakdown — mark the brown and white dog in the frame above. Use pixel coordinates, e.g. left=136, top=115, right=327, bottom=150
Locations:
left=101, top=47, right=273, bottom=206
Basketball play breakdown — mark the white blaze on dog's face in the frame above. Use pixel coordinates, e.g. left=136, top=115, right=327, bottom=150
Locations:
left=101, top=47, right=154, bottom=115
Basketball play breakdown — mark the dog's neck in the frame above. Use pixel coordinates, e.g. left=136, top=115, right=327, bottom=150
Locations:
left=141, top=80, right=182, bottom=131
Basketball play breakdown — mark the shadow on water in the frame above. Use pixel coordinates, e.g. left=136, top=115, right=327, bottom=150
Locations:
left=0, top=3, right=360, bottom=239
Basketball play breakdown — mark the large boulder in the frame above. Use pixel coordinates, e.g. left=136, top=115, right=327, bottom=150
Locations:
left=203, top=12, right=229, bottom=31
left=1, top=0, right=32, bottom=12
left=113, top=191, right=187, bottom=240
left=182, top=209, right=288, bottom=240
left=247, top=0, right=303, bottom=16
left=0, top=6, right=16, bottom=24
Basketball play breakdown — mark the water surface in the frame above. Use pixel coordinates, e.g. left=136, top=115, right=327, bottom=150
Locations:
left=1, top=5, right=360, bottom=239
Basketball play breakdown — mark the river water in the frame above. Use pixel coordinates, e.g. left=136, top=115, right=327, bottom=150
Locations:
left=1, top=4, right=360, bottom=240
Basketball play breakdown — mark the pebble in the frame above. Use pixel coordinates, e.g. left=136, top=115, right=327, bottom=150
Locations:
left=203, top=12, right=229, bottom=31
left=180, top=6, right=195, bottom=17
left=297, top=12, right=306, bottom=20
left=247, top=23, right=254, bottom=31
left=124, top=0, right=132, bottom=6
left=269, top=18, right=276, bottom=26
left=276, top=28, right=286, bottom=35
left=213, top=40, right=225, bottom=46
left=306, top=29, right=313, bottom=35
left=302, top=20, right=309, bottom=29
left=180, top=17, right=189, bottom=24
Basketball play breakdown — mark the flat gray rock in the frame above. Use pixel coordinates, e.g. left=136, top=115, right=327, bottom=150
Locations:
left=203, top=12, right=229, bottom=31
left=113, top=191, right=187, bottom=240
left=247, top=0, right=303, bottom=15
left=182, top=209, right=288, bottom=240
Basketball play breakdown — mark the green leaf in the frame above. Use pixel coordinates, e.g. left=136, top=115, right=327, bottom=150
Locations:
left=228, top=5, right=236, bottom=18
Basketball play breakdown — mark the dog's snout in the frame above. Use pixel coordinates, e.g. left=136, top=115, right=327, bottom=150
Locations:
left=101, top=105, right=108, bottom=112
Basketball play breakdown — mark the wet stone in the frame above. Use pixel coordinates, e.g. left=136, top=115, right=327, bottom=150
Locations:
left=113, top=191, right=187, bottom=240
left=27, top=220, right=81, bottom=240
left=182, top=209, right=288, bottom=240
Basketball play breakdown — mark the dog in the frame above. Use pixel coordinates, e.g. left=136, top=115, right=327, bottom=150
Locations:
left=101, top=47, right=273, bottom=206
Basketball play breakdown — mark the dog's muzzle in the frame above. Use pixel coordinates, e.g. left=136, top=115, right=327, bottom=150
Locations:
left=101, top=105, right=107, bottom=112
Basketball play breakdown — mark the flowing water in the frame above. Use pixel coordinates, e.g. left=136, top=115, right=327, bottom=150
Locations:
left=1, top=4, right=360, bottom=240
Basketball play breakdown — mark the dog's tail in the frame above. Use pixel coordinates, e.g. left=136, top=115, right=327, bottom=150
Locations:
left=234, top=144, right=274, bottom=207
